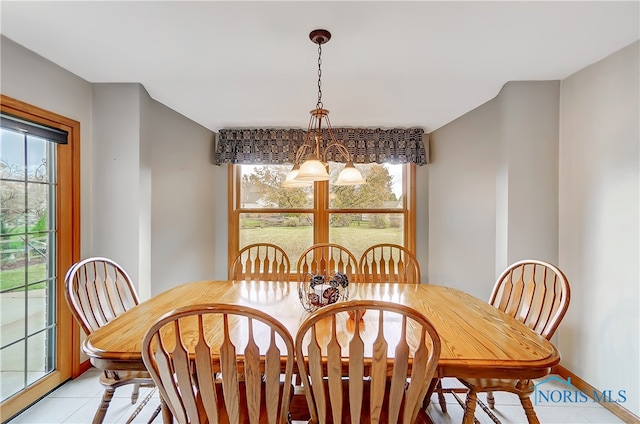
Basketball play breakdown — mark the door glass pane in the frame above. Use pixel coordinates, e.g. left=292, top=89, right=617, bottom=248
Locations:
left=26, top=330, right=52, bottom=386
left=239, top=212, right=314, bottom=271
left=329, top=163, right=403, bottom=209
left=329, top=213, right=404, bottom=261
left=0, top=128, right=56, bottom=401
left=1, top=129, right=24, bottom=171
left=1, top=181, right=26, bottom=237
left=0, top=341, right=25, bottom=400
left=240, top=164, right=313, bottom=209
left=0, top=285, right=23, bottom=347
left=25, top=283, right=47, bottom=335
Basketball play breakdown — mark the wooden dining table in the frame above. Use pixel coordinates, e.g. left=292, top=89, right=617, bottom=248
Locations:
left=83, top=280, right=560, bottom=421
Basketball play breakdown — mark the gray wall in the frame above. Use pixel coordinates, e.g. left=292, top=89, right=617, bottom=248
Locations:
left=498, top=81, right=560, bottom=271
left=427, top=93, right=499, bottom=299
left=91, top=84, right=146, bottom=293
left=148, top=100, right=222, bottom=295
left=428, top=80, right=560, bottom=301
left=90, top=84, right=221, bottom=297
left=414, top=153, right=429, bottom=280
left=559, top=41, right=639, bottom=415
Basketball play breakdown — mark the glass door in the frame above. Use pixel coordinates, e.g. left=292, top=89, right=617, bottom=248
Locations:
left=0, top=97, right=79, bottom=422
left=1, top=128, right=57, bottom=401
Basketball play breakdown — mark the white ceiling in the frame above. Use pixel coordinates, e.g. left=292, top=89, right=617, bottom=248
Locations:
left=1, top=1, right=638, bottom=133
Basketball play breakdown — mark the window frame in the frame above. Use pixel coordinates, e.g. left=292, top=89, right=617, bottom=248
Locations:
left=227, top=163, right=416, bottom=275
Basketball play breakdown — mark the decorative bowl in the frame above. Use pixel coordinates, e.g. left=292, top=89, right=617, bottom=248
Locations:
left=298, top=271, right=349, bottom=312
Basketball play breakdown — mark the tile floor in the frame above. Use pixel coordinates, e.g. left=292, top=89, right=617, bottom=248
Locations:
left=7, top=370, right=626, bottom=423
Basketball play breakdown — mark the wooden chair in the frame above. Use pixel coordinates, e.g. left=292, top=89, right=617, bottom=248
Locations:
left=295, top=300, right=441, bottom=424
left=230, top=243, right=290, bottom=281
left=64, top=257, right=157, bottom=424
left=358, top=244, right=446, bottom=414
left=142, top=303, right=295, bottom=424
left=458, top=259, right=571, bottom=424
left=359, top=243, right=421, bottom=284
left=297, top=243, right=359, bottom=283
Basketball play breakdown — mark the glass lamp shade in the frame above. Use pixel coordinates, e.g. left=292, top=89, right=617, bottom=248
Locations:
left=282, top=165, right=313, bottom=188
left=295, top=156, right=330, bottom=181
left=335, top=162, right=366, bottom=185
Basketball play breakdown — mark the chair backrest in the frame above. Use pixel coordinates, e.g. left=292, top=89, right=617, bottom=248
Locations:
left=359, top=243, right=421, bottom=284
left=297, top=243, right=359, bottom=283
left=230, top=243, right=291, bottom=282
left=142, top=304, right=294, bottom=424
left=295, top=300, right=441, bottom=424
left=490, top=259, right=571, bottom=340
left=64, top=257, right=140, bottom=335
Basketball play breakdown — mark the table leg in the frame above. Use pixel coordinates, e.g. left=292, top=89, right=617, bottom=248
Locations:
left=519, top=393, right=541, bottom=424
left=462, top=389, right=478, bottom=424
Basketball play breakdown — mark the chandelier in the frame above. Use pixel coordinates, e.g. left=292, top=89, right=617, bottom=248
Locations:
left=282, top=29, right=366, bottom=188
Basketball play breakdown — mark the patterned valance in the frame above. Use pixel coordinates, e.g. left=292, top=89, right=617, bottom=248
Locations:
left=214, top=128, right=428, bottom=165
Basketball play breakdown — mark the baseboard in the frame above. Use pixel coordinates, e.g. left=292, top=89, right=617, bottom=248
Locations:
left=554, top=365, right=639, bottom=423
left=78, top=359, right=92, bottom=375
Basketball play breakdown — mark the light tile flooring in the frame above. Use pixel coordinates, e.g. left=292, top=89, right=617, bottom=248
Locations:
left=7, top=370, right=626, bottom=423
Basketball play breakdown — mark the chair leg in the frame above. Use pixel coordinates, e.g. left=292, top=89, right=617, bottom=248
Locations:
left=161, top=397, right=173, bottom=424
left=93, top=387, right=115, bottom=424
left=487, top=390, right=495, bottom=408
left=436, top=378, right=447, bottom=413
left=131, top=382, right=141, bottom=404
left=422, top=377, right=437, bottom=409
left=519, top=393, right=540, bottom=424
left=462, top=390, right=478, bottom=424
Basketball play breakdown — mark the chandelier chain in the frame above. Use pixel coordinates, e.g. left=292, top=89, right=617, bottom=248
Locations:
left=317, top=43, right=323, bottom=109
left=281, top=29, right=366, bottom=186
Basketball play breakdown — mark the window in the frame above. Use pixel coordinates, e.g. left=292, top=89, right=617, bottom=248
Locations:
left=0, top=96, right=79, bottom=421
left=228, top=162, right=415, bottom=273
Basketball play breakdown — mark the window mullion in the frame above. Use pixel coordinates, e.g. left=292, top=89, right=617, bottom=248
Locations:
left=315, top=180, right=329, bottom=244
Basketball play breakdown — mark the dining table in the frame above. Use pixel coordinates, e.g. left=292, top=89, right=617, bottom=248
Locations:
left=83, top=280, right=560, bottom=422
